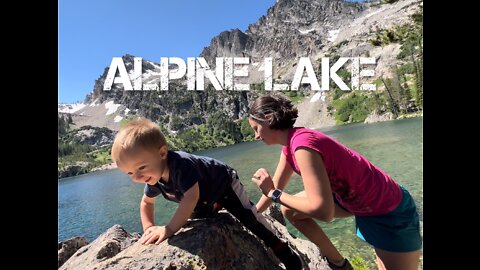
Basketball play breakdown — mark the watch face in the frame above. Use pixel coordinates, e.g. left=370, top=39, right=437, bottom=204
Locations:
left=272, top=189, right=282, bottom=202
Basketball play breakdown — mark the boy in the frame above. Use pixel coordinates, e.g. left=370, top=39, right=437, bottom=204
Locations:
left=111, top=118, right=302, bottom=270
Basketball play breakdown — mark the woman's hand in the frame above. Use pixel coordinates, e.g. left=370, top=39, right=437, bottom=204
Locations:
left=139, top=225, right=173, bottom=245
left=252, top=168, right=275, bottom=196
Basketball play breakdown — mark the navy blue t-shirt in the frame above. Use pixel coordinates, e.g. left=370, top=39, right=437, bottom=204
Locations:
left=144, top=151, right=234, bottom=206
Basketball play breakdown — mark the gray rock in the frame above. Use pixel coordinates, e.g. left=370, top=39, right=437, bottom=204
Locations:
left=59, top=211, right=330, bottom=270
left=68, top=127, right=115, bottom=148
left=364, top=111, right=394, bottom=124
left=58, top=162, right=91, bottom=178
left=58, top=236, right=89, bottom=268
left=265, top=204, right=286, bottom=226
left=197, top=0, right=367, bottom=84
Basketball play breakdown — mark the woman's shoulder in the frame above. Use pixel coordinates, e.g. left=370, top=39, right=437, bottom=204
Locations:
left=289, top=128, right=330, bottom=151
left=291, top=127, right=327, bottom=141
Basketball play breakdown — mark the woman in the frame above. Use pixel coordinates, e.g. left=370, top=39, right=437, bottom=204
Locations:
left=248, top=95, right=421, bottom=270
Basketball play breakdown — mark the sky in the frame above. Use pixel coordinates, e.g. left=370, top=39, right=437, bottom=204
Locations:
left=58, top=0, right=276, bottom=103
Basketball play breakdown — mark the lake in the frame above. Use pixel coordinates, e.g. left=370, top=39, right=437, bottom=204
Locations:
left=58, top=117, right=423, bottom=268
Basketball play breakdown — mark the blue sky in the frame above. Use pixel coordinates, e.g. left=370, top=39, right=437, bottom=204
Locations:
left=58, top=0, right=370, bottom=104
left=58, top=0, right=276, bottom=103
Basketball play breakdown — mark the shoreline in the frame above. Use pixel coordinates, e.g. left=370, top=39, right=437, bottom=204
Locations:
left=58, top=114, right=422, bottom=180
left=58, top=162, right=118, bottom=180
left=90, top=162, right=117, bottom=172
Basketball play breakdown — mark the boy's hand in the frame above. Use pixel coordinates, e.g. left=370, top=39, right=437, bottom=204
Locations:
left=140, top=225, right=173, bottom=245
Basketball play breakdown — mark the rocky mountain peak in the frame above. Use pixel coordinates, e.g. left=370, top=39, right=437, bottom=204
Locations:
left=200, top=29, right=251, bottom=63
left=85, top=53, right=160, bottom=105
left=68, top=0, right=420, bottom=135
left=199, top=0, right=367, bottom=66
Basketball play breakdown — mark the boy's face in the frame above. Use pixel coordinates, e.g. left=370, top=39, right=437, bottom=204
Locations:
left=116, top=146, right=168, bottom=185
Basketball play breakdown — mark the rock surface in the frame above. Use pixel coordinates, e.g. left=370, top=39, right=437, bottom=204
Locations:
left=59, top=210, right=331, bottom=270
left=364, top=111, right=394, bottom=124
left=57, top=161, right=92, bottom=179
left=58, top=236, right=89, bottom=268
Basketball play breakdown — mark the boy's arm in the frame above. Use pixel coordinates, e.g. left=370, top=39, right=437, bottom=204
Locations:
left=256, top=152, right=294, bottom=213
left=141, top=182, right=200, bottom=245
left=166, top=181, right=200, bottom=233
left=140, top=194, right=156, bottom=231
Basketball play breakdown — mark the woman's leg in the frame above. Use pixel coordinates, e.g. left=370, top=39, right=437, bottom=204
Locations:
left=357, top=186, right=422, bottom=270
left=375, top=248, right=421, bottom=270
left=281, top=191, right=352, bottom=264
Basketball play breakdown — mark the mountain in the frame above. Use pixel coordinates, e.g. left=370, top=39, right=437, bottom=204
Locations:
left=60, top=0, right=422, bottom=133
left=200, top=0, right=366, bottom=65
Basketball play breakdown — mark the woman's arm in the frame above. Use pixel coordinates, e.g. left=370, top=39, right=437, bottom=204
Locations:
left=256, top=152, right=294, bottom=213
left=280, top=147, right=334, bottom=221
left=254, top=147, right=334, bottom=222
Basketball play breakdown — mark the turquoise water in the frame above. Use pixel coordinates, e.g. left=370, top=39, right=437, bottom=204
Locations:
left=58, top=117, right=423, bottom=268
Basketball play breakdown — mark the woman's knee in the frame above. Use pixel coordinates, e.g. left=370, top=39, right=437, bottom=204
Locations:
left=281, top=191, right=311, bottom=223
left=280, top=205, right=295, bottom=220
left=375, top=248, right=421, bottom=270
left=281, top=205, right=309, bottom=224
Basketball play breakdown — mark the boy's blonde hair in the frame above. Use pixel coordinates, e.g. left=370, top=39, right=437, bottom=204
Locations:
left=111, top=118, right=167, bottom=162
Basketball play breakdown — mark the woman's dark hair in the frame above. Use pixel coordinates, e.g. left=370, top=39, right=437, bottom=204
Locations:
left=248, top=95, right=298, bottom=130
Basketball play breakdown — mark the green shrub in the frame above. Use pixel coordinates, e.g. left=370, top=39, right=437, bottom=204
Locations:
left=398, top=63, right=415, bottom=75
left=170, top=115, right=184, bottom=131
left=350, top=255, right=371, bottom=270
left=333, top=93, right=378, bottom=124
left=240, top=118, right=255, bottom=141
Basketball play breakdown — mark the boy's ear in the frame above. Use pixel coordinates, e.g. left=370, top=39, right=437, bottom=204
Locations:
left=158, top=145, right=168, bottom=159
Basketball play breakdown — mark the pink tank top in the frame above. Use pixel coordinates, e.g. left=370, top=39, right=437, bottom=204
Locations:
left=282, top=127, right=402, bottom=216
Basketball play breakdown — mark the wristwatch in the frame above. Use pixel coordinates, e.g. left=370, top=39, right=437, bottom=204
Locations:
left=271, top=189, right=283, bottom=203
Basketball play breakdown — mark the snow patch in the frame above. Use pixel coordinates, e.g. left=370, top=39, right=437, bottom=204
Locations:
left=310, top=92, right=326, bottom=103
left=89, top=98, right=100, bottom=107
left=310, top=93, right=322, bottom=103
left=298, top=28, right=315, bottom=34
left=105, top=101, right=121, bottom=115
left=257, top=62, right=265, bottom=72
left=149, top=62, right=162, bottom=70
left=58, top=103, right=86, bottom=114
left=327, top=30, right=340, bottom=42
left=365, top=9, right=382, bottom=19
left=124, top=108, right=131, bottom=115
left=114, top=115, right=123, bottom=123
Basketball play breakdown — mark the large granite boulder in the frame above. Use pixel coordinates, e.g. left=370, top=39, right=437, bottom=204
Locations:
left=59, top=209, right=331, bottom=269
